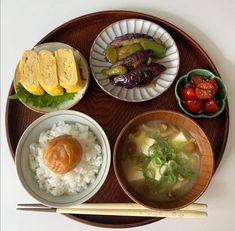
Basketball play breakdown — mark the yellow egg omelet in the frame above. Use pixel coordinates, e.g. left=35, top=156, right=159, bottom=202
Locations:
left=18, top=48, right=82, bottom=96
left=38, top=50, right=63, bottom=96
left=55, top=48, right=82, bottom=93
left=19, top=50, right=44, bottom=95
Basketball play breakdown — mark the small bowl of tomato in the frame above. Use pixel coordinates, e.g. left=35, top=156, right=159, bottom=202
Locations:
left=175, top=69, right=227, bottom=118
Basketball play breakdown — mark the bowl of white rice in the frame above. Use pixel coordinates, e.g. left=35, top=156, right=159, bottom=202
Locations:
left=15, top=110, right=111, bottom=207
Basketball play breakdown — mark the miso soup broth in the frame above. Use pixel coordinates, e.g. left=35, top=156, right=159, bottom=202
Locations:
left=121, top=121, right=200, bottom=202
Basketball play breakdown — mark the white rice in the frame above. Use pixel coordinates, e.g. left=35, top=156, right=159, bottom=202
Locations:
left=29, top=121, right=103, bottom=196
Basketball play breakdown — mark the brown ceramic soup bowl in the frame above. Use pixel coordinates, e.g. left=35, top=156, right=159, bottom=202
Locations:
left=113, top=110, right=214, bottom=210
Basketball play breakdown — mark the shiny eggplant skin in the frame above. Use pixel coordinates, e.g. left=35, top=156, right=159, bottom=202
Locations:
left=112, top=50, right=152, bottom=70
left=110, top=63, right=166, bottom=89
left=110, top=33, right=153, bottom=47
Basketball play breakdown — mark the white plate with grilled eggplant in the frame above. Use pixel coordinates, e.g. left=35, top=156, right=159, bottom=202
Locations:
left=10, top=42, right=90, bottom=113
left=90, top=18, right=180, bottom=102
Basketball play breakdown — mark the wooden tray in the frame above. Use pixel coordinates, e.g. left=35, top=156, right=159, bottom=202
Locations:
left=6, top=10, right=229, bottom=228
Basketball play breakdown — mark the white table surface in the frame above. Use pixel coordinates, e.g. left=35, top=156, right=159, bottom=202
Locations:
left=1, top=0, right=235, bottom=230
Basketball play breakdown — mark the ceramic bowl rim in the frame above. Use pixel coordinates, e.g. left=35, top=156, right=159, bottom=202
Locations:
left=15, top=110, right=111, bottom=207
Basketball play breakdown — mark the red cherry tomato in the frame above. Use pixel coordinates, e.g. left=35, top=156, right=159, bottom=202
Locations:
left=190, top=74, right=205, bottom=86
left=184, top=100, right=203, bottom=113
left=209, top=79, right=219, bottom=93
left=195, top=82, right=215, bottom=99
left=204, top=99, right=219, bottom=113
left=180, top=86, right=196, bottom=100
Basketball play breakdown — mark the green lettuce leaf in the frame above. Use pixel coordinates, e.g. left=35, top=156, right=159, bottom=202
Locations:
left=9, top=83, right=76, bottom=108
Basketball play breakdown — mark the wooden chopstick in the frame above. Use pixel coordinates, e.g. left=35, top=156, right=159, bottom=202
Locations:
left=56, top=208, right=207, bottom=218
left=17, top=203, right=208, bottom=218
left=17, top=207, right=56, bottom=213
left=17, top=202, right=207, bottom=211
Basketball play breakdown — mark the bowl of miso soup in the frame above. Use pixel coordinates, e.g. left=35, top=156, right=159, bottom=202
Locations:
left=113, top=110, right=214, bottom=210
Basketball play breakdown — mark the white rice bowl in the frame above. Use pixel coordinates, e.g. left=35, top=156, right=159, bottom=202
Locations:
left=29, top=121, right=103, bottom=196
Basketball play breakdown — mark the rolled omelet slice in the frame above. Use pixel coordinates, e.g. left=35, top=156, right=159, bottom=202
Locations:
left=38, top=50, right=64, bottom=96
left=55, top=48, right=82, bottom=93
left=19, top=50, right=44, bottom=95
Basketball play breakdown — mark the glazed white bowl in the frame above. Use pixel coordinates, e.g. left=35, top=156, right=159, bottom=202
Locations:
left=90, top=18, right=180, bottom=102
left=15, top=110, right=111, bottom=207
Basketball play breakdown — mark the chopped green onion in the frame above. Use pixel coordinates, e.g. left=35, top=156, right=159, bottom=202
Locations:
left=142, top=134, right=195, bottom=185
left=168, top=160, right=178, bottom=170
left=144, top=169, right=155, bottom=179
left=154, top=157, right=163, bottom=167
left=167, top=173, right=177, bottom=184
left=148, top=144, right=158, bottom=156
left=182, top=168, right=194, bottom=178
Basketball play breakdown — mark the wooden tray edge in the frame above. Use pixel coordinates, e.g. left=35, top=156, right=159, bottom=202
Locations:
left=5, top=10, right=230, bottom=228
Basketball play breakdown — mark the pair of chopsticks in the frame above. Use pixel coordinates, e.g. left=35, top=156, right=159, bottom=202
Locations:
left=17, top=203, right=208, bottom=218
